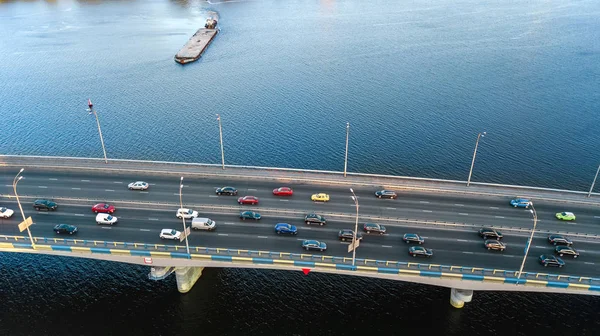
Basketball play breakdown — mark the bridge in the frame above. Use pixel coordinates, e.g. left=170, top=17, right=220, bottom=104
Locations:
left=1, top=155, right=600, bottom=308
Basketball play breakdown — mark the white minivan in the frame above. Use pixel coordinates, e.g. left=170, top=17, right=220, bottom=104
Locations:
left=191, top=217, right=216, bottom=231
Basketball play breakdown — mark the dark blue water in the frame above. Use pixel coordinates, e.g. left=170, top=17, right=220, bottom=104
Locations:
left=1, top=0, right=600, bottom=334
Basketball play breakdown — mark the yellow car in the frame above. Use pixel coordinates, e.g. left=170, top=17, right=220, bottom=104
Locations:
left=311, top=193, right=330, bottom=202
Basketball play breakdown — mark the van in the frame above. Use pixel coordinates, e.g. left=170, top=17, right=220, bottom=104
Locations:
left=191, top=217, right=216, bottom=231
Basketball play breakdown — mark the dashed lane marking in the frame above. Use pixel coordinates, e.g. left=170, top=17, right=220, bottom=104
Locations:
left=386, top=207, right=396, bottom=210
left=224, top=222, right=234, bottom=224
left=209, top=195, right=218, bottom=198
left=140, top=229, right=151, bottom=232
left=140, top=191, right=148, bottom=194
left=49, top=178, right=58, bottom=181
left=4, top=185, right=12, bottom=187
left=248, top=188, right=257, bottom=191
left=218, top=233, right=229, bottom=236
left=81, top=180, right=90, bottom=182
left=457, top=239, right=468, bottom=242
left=420, top=201, right=429, bottom=204
left=585, top=262, right=595, bottom=265
left=71, top=188, right=81, bottom=190
left=113, top=181, right=123, bottom=184
left=280, top=199, right=289, bottom=202
left=459, top=213, right=468, bottom=216
left=382, top=245, right=393, bottom=248
left=595, top=216, right=600, bottom=219
left=462, top=251, right=474, bottom=254
left=455, top=204, right=464, bottom=206
left=489, top=207, right=499, bottom=209
left=534, top=246, right=546, bottom=248
left=495, top=216, right=505, bottom=219
left=503, top=255, right=515, bottom=257
left=422, top=210, right=432, bottom=213
left=148, top=218, right=159, bottom=221
left=38, top=186, right=48, bottom=188
left=105, top=189, right=115, bottom=192
left=101, top=227, right=111, bottom=229
left=257, top=236, right=268, bottom=239
left=173, top=193, right=179, bottom=196
left=74, top=214, right=85, bottom=217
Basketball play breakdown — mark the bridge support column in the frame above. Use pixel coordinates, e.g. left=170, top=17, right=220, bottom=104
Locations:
left=450, top=288, right=473, bottom=308
left=175, top=266, right=204, bottom=293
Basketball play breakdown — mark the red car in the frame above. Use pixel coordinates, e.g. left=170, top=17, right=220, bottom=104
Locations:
left=273, top=187, right=294, bottom=196
left=238, top=196, right=259, bottom=205
left=92, top=203, right=115, bottom=214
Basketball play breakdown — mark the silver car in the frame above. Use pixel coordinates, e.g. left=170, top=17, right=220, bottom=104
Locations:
left=128, top=181, right=149, bottom=190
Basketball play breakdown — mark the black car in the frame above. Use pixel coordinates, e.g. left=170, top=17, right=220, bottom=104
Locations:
left=33, top=199, right=58, bottom=211
left=409, top=246, right=433, bottom=258
left=555, top=246, right=579, bottom=258
left=54, top=224, right=77, bottom=235
left=215, top=186, right=238, bottom=196
left=539, top=255, right=565, bottom=267
left=402, top=233, right=424, bottom=244
left=363, top=223, right=386, bottom=234
left=375, top=190, right=397, bottom=199
left=304, top=213, right=326, bottom=225
left=479, top=228, right=503, bottom=240
left=240, top=211, right=261, bottom=220
left=548, top=235, right=573, bottom=246
left=338, top=229, right=363, bottom=242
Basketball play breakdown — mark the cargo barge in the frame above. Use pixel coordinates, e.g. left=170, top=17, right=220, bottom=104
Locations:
left=174, top=17, right=218, bottom=64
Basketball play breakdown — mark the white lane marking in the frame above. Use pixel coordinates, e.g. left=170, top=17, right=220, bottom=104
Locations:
left=81, top=180, right=90, bottom=182
left=209, top=195, right=218, bottom=198
left=49, top=178, right=58, bottom=181
left=585, top=262, right=595, bottom=265
left=420, top=201, right=429, bottom=204
left=280, top=199, right=289, bottom=202
left=495, top=216, right=505, bottom=219
left=4, top=185, right=12, bottom=187
left=257, top=236, right=268, bottom=239
left=218, top=233, right=229, bottom=236
left=577, top=249, right=586, bottom=252
left=457, top=239, right=468, bottom=242
left=423, top=210, right=432, bottom=213
left=381, top=245, right=393, bottom=248
left=148, top=218, right=159, bottom=221
left=489, top=206, right=499, bottom=209
left=595, top=216, right=600, bottom=219
left=140, top=229, right=151, bottom=232
left=459, top=213, right=468, bottom=216
left=534, top=246, right=546, bottom=248
left=173, top=193, right=179, bottom=196
left=224, top=222, right=234, bottom=224
left=101, top=227, right=111, bottom=229
left=74, top=214, right=85, bottom=217
left=297, top=238, right=305, bottom=241
left=386, top=207, right=396, bottom=210
left=455, top=204, right=464, bottom=206
left=38, top=186, right=48, bottom=188
left=113, top=181, right=123, bottom=184
left=71, top=188, right=81, bottom=190
left=503, top=255, right=514, bottom=257
left=248, top=188, right=257, bottom=191
left=105, top=189, right=115, bottom=192
left=462, top=252, right=474, bottom=254
left=140, top=191, right=148, bottom=194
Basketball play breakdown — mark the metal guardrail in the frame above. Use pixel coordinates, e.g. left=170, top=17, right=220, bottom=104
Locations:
left=1, top=234, right=599, bottom=289
left=2, top=194, right=600, bottom=240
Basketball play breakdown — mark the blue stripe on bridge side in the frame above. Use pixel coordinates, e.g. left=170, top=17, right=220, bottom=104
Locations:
left=211, top=255, right=233, bottom=262
left=90, top=247, right=112, bottom=254
left=51, top=245, right=72, bottom=252
left=462, top=274, right=484, bottom=281
left=378, top=267, right=400, bottom=274
left=130, top=250, right=152, bottom=257
left=253, top=258, right=274, bottom=264
left=294, top=261, right=315, bottom=267
left=420, top=271, right=442, bottom=278
left=546, top=281, right=569, bottom=288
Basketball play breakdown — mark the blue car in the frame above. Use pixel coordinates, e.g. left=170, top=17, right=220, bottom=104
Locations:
left=275, top=223, right=297, bottom=235
left=302, top=240, right=327, bottom=251
left=510, top=198, right=531, bottom=208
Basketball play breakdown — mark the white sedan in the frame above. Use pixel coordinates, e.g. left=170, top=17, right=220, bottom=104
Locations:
left=96, top=213, right=118, bottom=225
left=128, top=181, right=149, bottom=190
left=176, top=208, right=198, bottom=219
left=160, top=229, right=181, bottom=240
left=0, top=207, right=14, bottom=219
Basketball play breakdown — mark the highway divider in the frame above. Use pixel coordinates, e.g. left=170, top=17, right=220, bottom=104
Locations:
left=1, top=234, right=599, bottom=292
left=2, top=194, right=600, bottom=240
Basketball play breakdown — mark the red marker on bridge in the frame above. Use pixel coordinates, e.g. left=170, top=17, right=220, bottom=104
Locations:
left=302, top=268, right=311, bottom=275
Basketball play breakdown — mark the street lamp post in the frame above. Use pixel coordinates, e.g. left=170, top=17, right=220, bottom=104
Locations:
left=588, top=164, right=600, bottom=198
left=344, top=122, right=350, bottom=177
left=179, top=177, right=191, bottom=257
left=350, top=188, right=359, bottom=267
left=13, top=168, right=36, bottom=249
left=467, top=131, right=486, bottom=186
left=516, top=202, right=537, bottom=284
left=86, top=99, right=108, bottom=164
left=216, top=114, right=225, bottom=170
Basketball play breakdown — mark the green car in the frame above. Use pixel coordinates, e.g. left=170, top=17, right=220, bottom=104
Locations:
left=555, top=212, right=576, bottom=221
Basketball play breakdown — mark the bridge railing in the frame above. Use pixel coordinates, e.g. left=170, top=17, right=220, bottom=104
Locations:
left=1, top=234, right=599, bottom=287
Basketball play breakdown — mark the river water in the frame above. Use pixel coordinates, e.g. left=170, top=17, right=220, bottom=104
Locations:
left=1, top=0, right=599, bottom=335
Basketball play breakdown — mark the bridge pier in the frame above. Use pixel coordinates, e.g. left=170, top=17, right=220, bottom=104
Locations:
left=450, top=288, right=473, bottom=308
left=175, top=266, right=204, bottom=293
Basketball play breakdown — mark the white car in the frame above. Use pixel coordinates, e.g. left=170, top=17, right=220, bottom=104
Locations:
left=176, top=208, right=198, bottom=219
left=0, top=207, right=14, bottom=219
left=96, top=213, right=118, bottom=225
left=160, top=229, right=181, bottom=240
left=128, top=181, right=149, bottom=190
